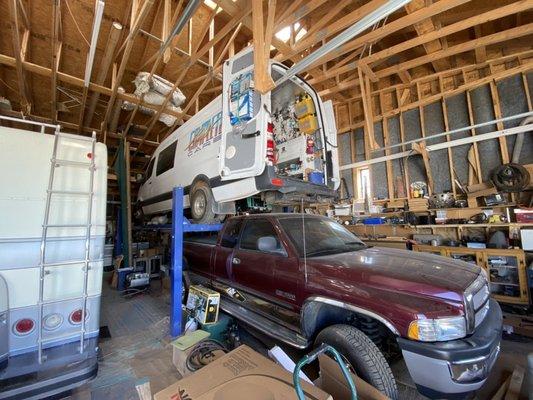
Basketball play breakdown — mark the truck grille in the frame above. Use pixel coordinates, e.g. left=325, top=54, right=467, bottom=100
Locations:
left=465, top=273, right=490, bottom=331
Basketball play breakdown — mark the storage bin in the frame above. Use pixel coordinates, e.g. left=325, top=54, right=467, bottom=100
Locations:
left=308, top=171, right=324, bottom=184
left=294, top=95, right=315, bottom=118
left=298, top=114, right=318, bottom=134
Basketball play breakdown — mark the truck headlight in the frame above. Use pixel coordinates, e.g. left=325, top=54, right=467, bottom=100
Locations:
left=408, top=316, right=466, bottom=342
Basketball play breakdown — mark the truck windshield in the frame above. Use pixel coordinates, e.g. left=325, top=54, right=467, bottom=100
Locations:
left=279, top=216, right=366, bottom=257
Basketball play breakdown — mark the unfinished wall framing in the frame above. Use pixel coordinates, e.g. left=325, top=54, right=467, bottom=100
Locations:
left=335, top=51, right=533, bottom=201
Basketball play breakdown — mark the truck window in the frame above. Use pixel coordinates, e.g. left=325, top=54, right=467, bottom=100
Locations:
left=146, top=158, right=155, bottom=179
left=239, top=219, right=286, bottom=256
left=220, top=218, right=243, bottom=248
left=279, top=216, right=365, bottom=257
left=156, top=140, right=177, bottom=176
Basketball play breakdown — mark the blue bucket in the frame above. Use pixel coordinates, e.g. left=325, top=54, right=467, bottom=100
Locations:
left=308, top=171, right=324, bottom=185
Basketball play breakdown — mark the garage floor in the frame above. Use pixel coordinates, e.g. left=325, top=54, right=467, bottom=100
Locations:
left=69, top=280, right=531, bottom=399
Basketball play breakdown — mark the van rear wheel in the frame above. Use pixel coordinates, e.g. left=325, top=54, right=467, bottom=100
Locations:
left=315, top=324, right=398, bottom=400
left=190, top=181, right=217, bottom=224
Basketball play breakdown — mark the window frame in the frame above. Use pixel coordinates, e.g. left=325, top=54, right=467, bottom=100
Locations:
left=146, top=157, right=155, bottom=180
left=156, top=140, right=177, bottom=176
left=237, top=218, right=288, bottom=257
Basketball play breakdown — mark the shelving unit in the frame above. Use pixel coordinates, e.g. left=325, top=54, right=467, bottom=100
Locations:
left=413, top=244, right=529, bottom=305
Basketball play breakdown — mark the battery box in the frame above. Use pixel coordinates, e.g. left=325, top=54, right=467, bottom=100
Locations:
left=186, top=285, right=220, bottom=325
left=294, top=95, right=315, bottom=118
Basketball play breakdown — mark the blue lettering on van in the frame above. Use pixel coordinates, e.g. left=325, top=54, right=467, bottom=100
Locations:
left=186, top=111, right=222, bottom=156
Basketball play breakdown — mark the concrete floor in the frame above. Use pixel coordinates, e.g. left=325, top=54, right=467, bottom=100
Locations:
left=69, top=281, right=531, bottom=399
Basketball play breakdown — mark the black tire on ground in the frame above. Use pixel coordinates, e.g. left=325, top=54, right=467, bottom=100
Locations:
left=314, top=324, right=398, bottom=400
left=190, top=180, right=217, bottom=224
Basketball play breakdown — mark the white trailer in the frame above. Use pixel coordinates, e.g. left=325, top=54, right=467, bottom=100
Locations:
left=138, top=47, right=340, bottom=223
left=0, top=117, right=107, bottom=399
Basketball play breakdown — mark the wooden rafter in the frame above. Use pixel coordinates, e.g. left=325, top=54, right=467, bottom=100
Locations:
left=252, top=0, right=275, bottom=94
left=100, top=0, right=155, bottom=135
left=404, top=0, right=450, bottom=72
left=8, top=0, right=30, bottom=113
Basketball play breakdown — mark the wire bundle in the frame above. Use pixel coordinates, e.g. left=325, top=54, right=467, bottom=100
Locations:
left=185, top=340, right=228, bottom=372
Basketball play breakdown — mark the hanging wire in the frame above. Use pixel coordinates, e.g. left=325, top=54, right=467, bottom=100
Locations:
left=64, top=0, right=91, bottom=47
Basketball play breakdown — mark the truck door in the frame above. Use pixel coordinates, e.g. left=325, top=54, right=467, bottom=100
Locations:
left=231, top=218, right=297, bottom=306
left=219, top=47, right=266, bottom=180
left=0, top=274, right=8, bottom=371
left=322, top=100, right=340, bottom=190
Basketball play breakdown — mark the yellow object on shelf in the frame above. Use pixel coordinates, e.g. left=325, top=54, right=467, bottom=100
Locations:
left=298, top=114, right=318, bottom=134
left=295, top=95, right=316, bottom=118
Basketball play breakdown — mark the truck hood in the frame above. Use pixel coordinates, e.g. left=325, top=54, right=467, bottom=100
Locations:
left=306, top=247, right=480, bottom=303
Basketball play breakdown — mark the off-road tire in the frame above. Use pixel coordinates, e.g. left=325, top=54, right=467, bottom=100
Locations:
left=190, top=180, right=217, bottom=223
left=315, top=324, right=398, bottom=400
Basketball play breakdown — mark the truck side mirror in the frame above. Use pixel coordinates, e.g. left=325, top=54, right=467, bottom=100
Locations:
left=257, top=236, right=278, bottom=252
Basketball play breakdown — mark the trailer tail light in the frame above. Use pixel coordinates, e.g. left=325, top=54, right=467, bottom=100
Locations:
left=43, top=313, right=63, bottom=331
left=266, top=122, right=276, bottom=166
left=13, top=318, right=35, bottom=335
left=69, top=309, right=88, bottom=325
left=271, top=178, right=284, bottom=187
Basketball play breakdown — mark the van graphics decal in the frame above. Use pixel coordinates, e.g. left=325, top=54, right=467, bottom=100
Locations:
left=186, top=111, right=222, bottom=156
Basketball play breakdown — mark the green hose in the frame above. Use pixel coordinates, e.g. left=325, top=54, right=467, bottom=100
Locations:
left=293, top=343, right=357, bottom=400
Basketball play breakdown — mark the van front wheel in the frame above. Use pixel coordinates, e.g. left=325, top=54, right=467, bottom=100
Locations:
left=190, top=181, right=217, bottom=224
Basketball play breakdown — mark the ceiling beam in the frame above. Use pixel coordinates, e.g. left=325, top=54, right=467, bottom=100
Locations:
left=0, top=52, right=190, bottom=120
left=8, top=0, right=30, bottom=113
left=404, top=0, right=450, bottom=72
left=303, top=0, right=471, bottom=76
left=375, top=22, right=533, bottom=80
left=85, top=22, right=123, bottom=128
left=100, top=0, right=155, bottom=134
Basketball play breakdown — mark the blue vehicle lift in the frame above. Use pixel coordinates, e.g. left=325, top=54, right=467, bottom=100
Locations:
left=170, top=187, right=223, bottom=337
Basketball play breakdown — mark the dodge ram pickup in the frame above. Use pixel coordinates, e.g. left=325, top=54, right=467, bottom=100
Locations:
left=183, top=214, right=502, bottom=399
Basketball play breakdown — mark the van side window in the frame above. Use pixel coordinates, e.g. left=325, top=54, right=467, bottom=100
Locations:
left=239, top=219, right=286, bottom=255
left=146, top=158, right=155, bottom=180
left=220, top=219, right=243, bottom=248
left=156, top=141, right=177, bottom=176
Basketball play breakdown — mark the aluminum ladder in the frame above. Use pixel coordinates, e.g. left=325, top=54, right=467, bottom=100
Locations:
left=36, top=130, right=97, bottom=363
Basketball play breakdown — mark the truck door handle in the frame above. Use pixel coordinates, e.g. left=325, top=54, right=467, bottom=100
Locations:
left=232, top=257, right=241, bottom=265
left=241, top=130, right=260, bottom=139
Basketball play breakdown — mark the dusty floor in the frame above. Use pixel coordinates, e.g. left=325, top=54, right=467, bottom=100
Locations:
left=69, top=281, right=532, bottom=399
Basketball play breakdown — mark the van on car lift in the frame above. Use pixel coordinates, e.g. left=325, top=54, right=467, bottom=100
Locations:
left=138, top=47, right=340, bottom=223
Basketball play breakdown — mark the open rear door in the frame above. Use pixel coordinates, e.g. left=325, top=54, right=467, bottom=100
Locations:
left=322, top=100, right=340, bottom=190
left=0, top=274, right=8, bottom=371
left=219, top=47, right=266, bottom=181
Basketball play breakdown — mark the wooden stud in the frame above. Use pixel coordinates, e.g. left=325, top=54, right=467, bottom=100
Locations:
left=489, top=80, right=510, bottom=164
left=252, top=0, right=275, bottom=94
left=8, top=0, right=30, bottom=113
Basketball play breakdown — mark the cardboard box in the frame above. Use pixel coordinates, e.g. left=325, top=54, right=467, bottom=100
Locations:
left=318, top=355, right=389, bottom=400
left=155, top=345, right=332, bottom=400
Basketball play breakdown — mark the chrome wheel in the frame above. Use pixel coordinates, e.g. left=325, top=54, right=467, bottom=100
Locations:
left=192, top=191, right=207, bottom=218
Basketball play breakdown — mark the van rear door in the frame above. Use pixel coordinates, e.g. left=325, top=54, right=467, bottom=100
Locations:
left=219, top=47, right=265, bottom=180
left=322, top=100, right=340, bottom=190
left=0, top=274, right=8, bottom=370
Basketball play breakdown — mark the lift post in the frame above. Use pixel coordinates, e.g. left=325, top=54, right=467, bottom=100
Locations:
left=170, top=186, right=223, bottom=337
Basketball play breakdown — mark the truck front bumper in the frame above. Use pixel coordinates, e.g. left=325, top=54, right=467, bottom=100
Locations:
left=397, top=299, right=502, bottom=399
left=255, top=166, right=337, bottom=200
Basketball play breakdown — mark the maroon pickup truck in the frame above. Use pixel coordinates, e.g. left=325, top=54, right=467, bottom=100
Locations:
left=183, top=214, right=502, bottom=399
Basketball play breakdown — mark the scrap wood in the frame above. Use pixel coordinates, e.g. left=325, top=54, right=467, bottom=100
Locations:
left=504, top=365, right=525, bottom=400
left=491, top=375, right=511, bottom=400
left=136, top=377, right=152, bottom=400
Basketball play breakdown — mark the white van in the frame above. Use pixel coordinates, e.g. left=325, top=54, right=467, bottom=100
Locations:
left=0, top=118, right=107, bottom=399
left=138, top=47, right=340, bottom=223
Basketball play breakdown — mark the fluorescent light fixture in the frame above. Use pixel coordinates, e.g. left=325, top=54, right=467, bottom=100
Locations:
left=84, top=0, right=105, bottom=87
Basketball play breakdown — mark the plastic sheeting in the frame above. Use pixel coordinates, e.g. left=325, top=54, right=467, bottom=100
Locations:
left=134, top=72, right=186, bottom=107
left=121, top=72, right=187, bottom=127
